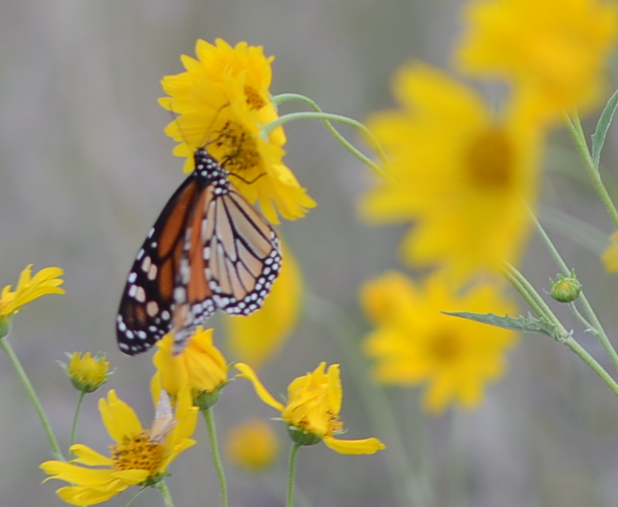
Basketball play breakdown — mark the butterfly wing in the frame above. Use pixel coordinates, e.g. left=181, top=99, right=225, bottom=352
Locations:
left=116, top=174, right=211, bottom=355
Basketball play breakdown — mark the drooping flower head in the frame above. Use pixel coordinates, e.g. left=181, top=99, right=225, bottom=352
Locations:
left=160, top=38, right=316, bottom=223
left=237, top=362, right=385, bottom=455
left=456, top=0, right=618, bottom=122
left=361, top=271, right=517, bottom=413
left=362, top=63, right=542, bottom=282
left=0, top=264, right=65, bottom=336
left=41, top=388, right=198, bottom=506
left=152, top=327, right=228, bottom=409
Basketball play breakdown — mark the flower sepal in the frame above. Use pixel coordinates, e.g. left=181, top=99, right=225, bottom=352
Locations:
left=0, top=316, right=10, bottom=340
left=193, top=380, right=230, bottom=410
left=287, top=425, right=323, bottom=447
left=140, top=471, right=170, bottom=488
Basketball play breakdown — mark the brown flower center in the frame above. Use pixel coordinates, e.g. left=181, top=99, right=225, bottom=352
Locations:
left=430, top=331, right=462, bottom=362
left=465, top=128, right=513, bottom=190
left=245, top=86, right=266, bottom=110
left=110, top=432, right=165, bottom=475
left=214, top=121, right=260, bottom=172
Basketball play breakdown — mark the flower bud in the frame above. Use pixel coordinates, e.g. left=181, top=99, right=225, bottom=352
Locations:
left=549, top=271, right=582, bottom=303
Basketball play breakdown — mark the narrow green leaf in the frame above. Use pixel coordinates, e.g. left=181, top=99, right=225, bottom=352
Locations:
left=443, top=311, right=559, bottom=340
left=592, top=88, right=618, bottom=169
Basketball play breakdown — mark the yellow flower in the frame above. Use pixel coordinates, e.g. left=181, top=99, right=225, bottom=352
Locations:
left=160, top=38, right=316, bottom=223
left=361, top=271, right=517, bottom=413
left=225, top=418, right=279, bottom=471
left=456, top=0, right=618, bottom=122
left=225, top=240, right=302, bottom=367
left=602, top=232, right=618, bottom=272
left=236, top=362, right=385, bottom=455
left=152, top=327, right=228, bottom=408
left=362, top=63, right=541, bottom=282
left=64, top=352, right=110, bottom=393
left=41, top=388, right=198, bottom=506
left=0, top=264, right=64, bottom=327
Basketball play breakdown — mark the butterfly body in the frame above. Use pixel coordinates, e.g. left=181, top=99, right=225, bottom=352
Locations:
left=117, top=148, right=281, bottom=355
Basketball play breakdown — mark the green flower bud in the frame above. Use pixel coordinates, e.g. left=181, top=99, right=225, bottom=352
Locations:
left=549, top=270, right=582, bottom=303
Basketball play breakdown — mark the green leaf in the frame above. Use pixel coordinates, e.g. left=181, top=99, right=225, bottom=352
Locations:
left=591, top=88, right=618, bottom=169
left=443, top=311, right=560, bottom=340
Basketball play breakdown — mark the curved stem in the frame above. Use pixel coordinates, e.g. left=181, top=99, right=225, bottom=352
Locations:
left=269, top=93, right=392, bottom=181
left=0, top=336, right=64, bottom=460
left=69, top=391, right=86, bottom=458
left=287, top=443, right=301, bottom=507
left=202, top=408, right=229, bottom=507
left=564, top=112, right=618, bottom=229
left=564, top=337, right=618, bottom=398
left=531, top=212, right=618, bottom=373
left=156, top=480, right=175, bottom=507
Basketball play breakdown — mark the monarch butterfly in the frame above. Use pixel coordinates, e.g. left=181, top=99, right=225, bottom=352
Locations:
left=116, top=147, right=281, bottom=355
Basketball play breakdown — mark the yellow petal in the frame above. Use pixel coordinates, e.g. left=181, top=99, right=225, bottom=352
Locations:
left=56, top=486, right=120, bottom=506
left=41, top=461, right=116, bottom=486
left=70, top=444, right=113, bottom=466
left=235, top=363, right=285, bottom=412
left=322, top=436, right=386, bottom=455
left=98, top=390, right=142, bottom=443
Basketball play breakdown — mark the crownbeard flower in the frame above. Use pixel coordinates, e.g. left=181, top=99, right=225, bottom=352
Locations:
left=151, top=327, right=228, bottom=409
left=361, top=63, right=542, bottom=283
left=61, top=352, right=111, bottom=393
left=456, top=0, right=618, bottom=123
left=225, top=239, right=302, bottom=367
left=41, top=388, right=198, bottom=506
left=225, top=418, right=279, bottom=471
left=0, top=264, right=65, bottom=335
left=160, top=38, right=316, bottom=224
left=361, top=271, right=517, bottom=413
left=236, top=362, right=385, bottom=455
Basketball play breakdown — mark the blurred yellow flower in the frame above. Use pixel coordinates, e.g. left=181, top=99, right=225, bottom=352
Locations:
left=237, top=362, right=385, bottom=455
left=362, top=63, right=541, bottom=282
left=226, top=418, right=279, bottom=471
left=456, top=0, right=618, bottom=122
left=41, top=388, right=198, bottom=506
left=64, top=352, right=110, bottom=393
left=0, top=264, right=64, bottom=328
left=361, top=271, right=517, bottom=413
left=602, top=232, right=618, bottom=272
left=225, top=241, right=302, bottom=367
left=152, top=327, right=228, bottom=407
left=160, top=38, right=316, bottom=223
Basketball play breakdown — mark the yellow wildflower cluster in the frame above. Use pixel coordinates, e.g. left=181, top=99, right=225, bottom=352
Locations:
left=361, top=0, right=617, bottom=412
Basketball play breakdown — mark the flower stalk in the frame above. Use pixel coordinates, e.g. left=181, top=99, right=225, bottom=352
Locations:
left=202, top=408, right=229, bottom=507
left=0, top=336, right=64, bottom=460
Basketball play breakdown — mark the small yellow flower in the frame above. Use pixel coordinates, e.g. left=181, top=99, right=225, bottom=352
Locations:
left=0, top=264, right=65, bottom=332
left=361, top=271, right=517, bottom=413
left=225, top=240, right=302, bottom=367
left=63, top=352, right=110, bottom=393
left=456, top=0, right=618, bottom=122
left=152, top=327, right=228, bottom=408
left=41, top=388, right=198, bottom=506
left=160, top=38, right=316, bottom=223
left=237, top=362, right=385, bottom=455
left=602, top=231, right=618, bottom=272
left=362, top=63, right=541, bottom=282
left=226, top=418, right=279, bottom=471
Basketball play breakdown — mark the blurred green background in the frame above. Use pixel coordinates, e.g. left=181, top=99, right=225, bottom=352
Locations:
left=2, top=0, right=618, bottom=506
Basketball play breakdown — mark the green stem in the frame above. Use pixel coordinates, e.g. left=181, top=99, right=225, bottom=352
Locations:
left=69, top=391, right=86, bottom=458
left=156, top=480, right=175, bottom=507
left=532, top=212, right=618, bottom=373
left=202, top=408, right=228, bottom=507
left=269, top=93, right=392, bottom=181
left=0, top=336, right=64, bottom=460
left=287, top=443, right=301, bottom=507
left=564, top=337, right=618, bottom=398
left=565, top=112, right=618, bottom=229
left=305, top=291, right=431, bottom=507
